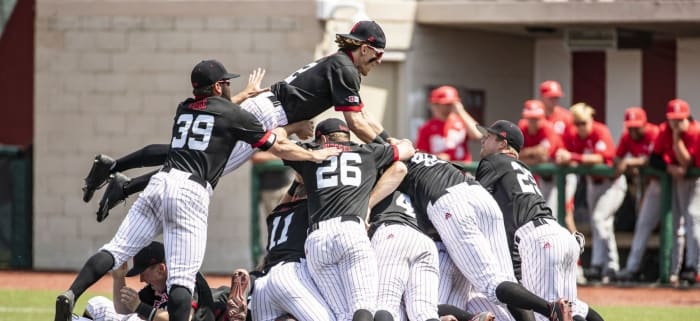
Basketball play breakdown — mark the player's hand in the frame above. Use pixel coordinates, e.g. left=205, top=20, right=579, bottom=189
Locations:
left=119, top=286, right=141, bottom=312
left=667, top=164, right=687, bottom=178
left=450, top=101, right=466, bottom=113
left=111, top=262, right=129, bottom=279
left=310, top=147, right=341, bottom=163
left=554, top=149, right=571, bottom=164
left=244, top=68, right=270, bottom=98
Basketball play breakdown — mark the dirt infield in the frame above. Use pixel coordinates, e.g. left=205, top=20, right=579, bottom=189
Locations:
left=2, top=270, right=699, bottom=307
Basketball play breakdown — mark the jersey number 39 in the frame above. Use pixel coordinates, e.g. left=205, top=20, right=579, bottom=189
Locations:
left=171, top=114, right=214, bottom=151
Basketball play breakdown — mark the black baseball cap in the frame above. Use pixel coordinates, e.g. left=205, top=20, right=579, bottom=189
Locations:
left=126, top=241, right=165, bottom=277
left=315, top=118, right=351, bottom=140
left=477, top=120, right=524, bottom=152
left=190, top=59, right=240, bottom=89
left=337, top=20, right=386, bottom=49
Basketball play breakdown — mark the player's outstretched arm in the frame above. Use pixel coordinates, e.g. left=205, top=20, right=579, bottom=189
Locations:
left=343, top=110, right=383, bottom=143
left=231, top=67, right=270, bottom=104
left=267, top=136, right=341, bottom=163
left=369, top=161, right=407, bottom=209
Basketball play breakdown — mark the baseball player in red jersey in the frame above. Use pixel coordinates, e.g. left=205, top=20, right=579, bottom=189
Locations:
left=415, top=86, right=482, bottom=162
left=613, top=107, right=661, bottom=282
left=54, top=60, right=340, bottom=321
left=650, top=99, right=700, bottom=285
left=476, top=120, right=603, bottom=321
left=539, top=81, right=573, bottom=136
left=555, top=103, right=626, bottom=283
left=285, top=118, right=416, bottom=321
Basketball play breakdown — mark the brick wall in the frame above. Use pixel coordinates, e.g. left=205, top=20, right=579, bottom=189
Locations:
left=34, top=0, right=321, bottom=272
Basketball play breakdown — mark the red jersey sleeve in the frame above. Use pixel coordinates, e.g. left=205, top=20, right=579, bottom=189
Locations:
left=616, top=130, right=630, bottom=158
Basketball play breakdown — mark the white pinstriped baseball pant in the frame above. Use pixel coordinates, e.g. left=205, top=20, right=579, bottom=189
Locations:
left=371, top=223, right=439, bottom=321
left=223, top=92, right=289, bottom=176
left=100, top=169, right=212, bottom=294
left=515, top=218, right=589, bottom=321
left=304, top=216, right=378, bottom=321
left=250, top=259, right=335, bottom=321
left=85, top=296, right=144, bottom=321
left=427, top=182, right=516, bottom=319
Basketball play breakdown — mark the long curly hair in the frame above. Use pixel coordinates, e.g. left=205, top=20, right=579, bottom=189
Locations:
left=335, top=35, right=363, bottom=51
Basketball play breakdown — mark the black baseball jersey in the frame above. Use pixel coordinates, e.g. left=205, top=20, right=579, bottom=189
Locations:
left=286, top=142, right=398, bottom=224
left=271, top=51, right=363, bottom=123
left=369, top=191, right=421, bottom=233
left=397, top=153, right=477, bottom=231
left=164, top=96, right=275, bottom=188
left=475, top=153, right=554, bottom=278
left=137, top=271, right=207, bottom=310
left=262, top=199, right=309, bottom=271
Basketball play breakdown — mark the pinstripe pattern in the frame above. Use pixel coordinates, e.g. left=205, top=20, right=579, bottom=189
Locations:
left=223, top=92, right=290, bottom=175
left=625, top=179, right=662, bottom=272
left=515, top=219, right=587, bottom=321
left=371, top=223, right=439, bottom=321
left=427, top=183, right=516, bottom=311
left=85, top=296, right=143, bottom=321
left=436, top=241, right=469, bottom=310
left=251, top=259, right=334, bottom=321
left=305, top=216, right=377, bottom=321
left=586, top=175, right=626, bottom=271
left=686, top=177, right=700, bottom=272
left=100, top=169, right=212, bottom=293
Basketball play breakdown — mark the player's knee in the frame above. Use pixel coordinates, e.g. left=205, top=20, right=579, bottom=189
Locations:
left=352, top=309, right=373, bottom=321
left=373, top=309, right=394, bottom=321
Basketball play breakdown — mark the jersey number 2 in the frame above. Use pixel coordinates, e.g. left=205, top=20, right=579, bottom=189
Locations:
left=171, top=114, right=214, bottom=151
left=511, top=161, right=542, bottom=196
left=316, top=153, right=362, bottom=188
left=269, top=213, right=294, bottom=250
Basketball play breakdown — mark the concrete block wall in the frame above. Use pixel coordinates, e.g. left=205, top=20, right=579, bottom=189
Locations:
left=34, top=0, right=321, bottom=272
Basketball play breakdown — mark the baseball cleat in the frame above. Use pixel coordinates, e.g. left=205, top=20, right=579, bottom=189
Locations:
left=82, top=154, right=115, bottom=202
left=470, top=311, right=495, bottom=321
left=54, top=290, right=74, bottom=321
left=226, top=269, right=250, bottom=321
left=96, top=172, right=130, bottom=222
left=548, top=298, right=572, bottom=321
left=615, top=269, right=639, bottom=283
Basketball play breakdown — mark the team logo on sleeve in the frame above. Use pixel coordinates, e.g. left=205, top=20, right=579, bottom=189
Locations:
left=595, top=140, right=607, bottom=152
left=346, top=95, right=360, bottom=103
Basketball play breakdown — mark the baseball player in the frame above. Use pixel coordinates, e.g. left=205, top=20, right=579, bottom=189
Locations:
left=384, top=151, right=572, bottom=321
left=612, top=107, right=661, bottom=282
left=284, top=118, right=415, bottom=321
left=475, top=120, right=603, bottom=321
left=555, top=103, right=625, bottom=283
left=538, top=81, right=572, bottom=136
left=649, top=99, right=700, bottom=285
left=415, top=85, right=482, bottom=162
left=54, top=59, right=340, bottom=321
left=83, top=241, right=227, bottom=321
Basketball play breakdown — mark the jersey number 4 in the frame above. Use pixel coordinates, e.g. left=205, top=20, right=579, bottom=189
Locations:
left=171, top=114, right=214, bottom=151
left=511, top=161, right=543, bottom=196
left=316, top=153, right=362, bottom=188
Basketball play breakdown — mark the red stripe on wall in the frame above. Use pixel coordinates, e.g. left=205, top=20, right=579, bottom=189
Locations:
left=572, top=52, right=606, bottom=123
left=643, top=39, right=676, bottom=125
left=0, top=0, right=34, bottom=147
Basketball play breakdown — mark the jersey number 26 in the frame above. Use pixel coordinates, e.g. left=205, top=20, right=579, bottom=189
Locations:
left=316, top=153, right=362, bottom=188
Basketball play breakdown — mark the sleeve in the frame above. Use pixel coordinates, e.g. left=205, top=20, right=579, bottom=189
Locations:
left=475, top=158, right=500, bottom=192
left=543, top=125, right=563, bottom=158
left=231, top=107, right=276, bottom=151
left=331, top=65, right=363, bottom=112
left=653, top=124, right=668, bottom=155
left=615, top=133, right=629, bottom=158
left=138, top=286, right=157, bottom=306
left=594, top=125, right=616, bottom=164
left=372, top=143, right=399, bottom=169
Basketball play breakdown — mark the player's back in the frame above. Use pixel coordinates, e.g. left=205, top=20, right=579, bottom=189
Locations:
left=287, top=141, right=397, bottom=224
left=370, top=191, right=421, bottom=234
left=165, top=96, right=272, bottom=188
left=271, top=52, right=360, bottom=123
left=262, top=199, right=309, bottom=272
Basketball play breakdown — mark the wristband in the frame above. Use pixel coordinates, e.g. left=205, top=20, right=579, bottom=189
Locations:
left=136, top=302, right=153, bottom=320
left=570, top=153, right=583, bottom=162
left=148, top=308, right=157, bottom=321
left=378, top=130, right=390, bottom=140
left=372, top=135, right=386, bottom=144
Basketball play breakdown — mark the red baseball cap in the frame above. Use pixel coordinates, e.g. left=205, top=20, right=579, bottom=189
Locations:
left=539, top=80, right=563, bottom=98
left=666, top=99, right=690, bottom=120
left=522, top=100, right=545, bottom=119
left=623, top=107, right=647, bottom=128
left=430, top=86, right=460, bottom=105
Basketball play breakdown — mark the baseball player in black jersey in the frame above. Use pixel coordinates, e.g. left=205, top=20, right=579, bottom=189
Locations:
left=475, top=121, right=603, bottom=321
left=285, top=118, right=415, bottom=321
left=55, top=60, right=340, bottom=321
left=375, top=152, right=573, bottom=321
left=224, top=20, right=392, bottom=174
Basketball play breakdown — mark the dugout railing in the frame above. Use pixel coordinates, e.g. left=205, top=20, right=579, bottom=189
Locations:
left=251, top=160, right=688, bottom=283
left=0, top=144, right=32, bottom=269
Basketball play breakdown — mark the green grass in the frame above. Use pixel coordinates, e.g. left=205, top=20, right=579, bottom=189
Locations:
left=1, top=288, right=699, bottom=321
left=0, top=288, right=111, bottom=321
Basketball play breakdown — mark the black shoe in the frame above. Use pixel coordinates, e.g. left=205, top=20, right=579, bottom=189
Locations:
left=54, top=290, right=74, bottom=321
left=679, top=268, right=697, bottom=285
left=82, top=154, right=115, bottom=202
left=615, top=269, right=640, bottom=282
left=601, top=268, right=616, bottom=284
left=96, top=172, right=130, bottom=222
left=584, top=265, right=602, bottom=282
